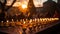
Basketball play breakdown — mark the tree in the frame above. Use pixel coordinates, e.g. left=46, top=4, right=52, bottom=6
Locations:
left=0, top=0, right=16, bottom=22
left=27, top=0, right=36, bottom=18
left=43, top=0, right=57, bottom=17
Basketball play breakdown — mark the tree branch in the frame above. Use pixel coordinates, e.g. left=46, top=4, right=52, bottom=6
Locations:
left=3, top=0, right=7, bottom=6
left=10, top=0, right=16, bottom=7
left=6, top=0, right=16, bottom=11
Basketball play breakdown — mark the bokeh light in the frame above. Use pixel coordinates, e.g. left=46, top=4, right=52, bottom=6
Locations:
left=22, top=4, right=27, bottom=9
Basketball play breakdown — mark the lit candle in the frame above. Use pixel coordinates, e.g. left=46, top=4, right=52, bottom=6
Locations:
left=11, top=19, right=15, bottom=26
left=40, top=18, right=43, bottom=21
left=26, top=19, right=28, bottom=21
left=23, top=19, right=25, bottom=22
left=28, top=19, right=33, bottom=28
left=33, top=19, right=35, bottom=21
left=6, top=20, right=9, bottom=26
left=22, top=21, right=27, bottom=29
left=26, top=19, right=28, bottom=23
left=1, top=21, right=4, bottom=26
left=42, top=19, right=45, bottom=22
left=12, top=19, right=14, bottom=22
left=45, top=18, right=48, bottom=24
left=1, top=21, right=3, bottom=23
left=48, top=18, right=52, bottom=21
left=37, top=18, right=40, bottom=22
left=54, top=18, right=59, bottom=20
left=17, top=19, right=18, bottom=22
left=35, top=18, right=37, bottom=22
left=44, top=18, right=47, bottom=21
left=7, top=20, right=9, bottom=23
left=51, top=18, right=55, bottom=21
left=30, top=19, right=32, bottom=22
left=29, top=20, right=32, bottom=23
left=23, top=21, right=26, bottom=24
left=20, top=19, right=22, bottom=22
left=29, top=24, right=33, bottom=28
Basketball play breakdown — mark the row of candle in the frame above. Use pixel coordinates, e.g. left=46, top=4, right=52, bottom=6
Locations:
left=0, top=18, right=59, bottom=34
left=19, top=18, right=59, bottom=34
left=0, top=18, right=59, bottom=27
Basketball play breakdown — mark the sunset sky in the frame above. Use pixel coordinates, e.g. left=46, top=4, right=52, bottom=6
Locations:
left=6, top=0, right=57, bottom=7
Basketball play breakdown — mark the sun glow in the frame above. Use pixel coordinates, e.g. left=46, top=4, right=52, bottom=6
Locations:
left=22, top=4, right=27, bottom=9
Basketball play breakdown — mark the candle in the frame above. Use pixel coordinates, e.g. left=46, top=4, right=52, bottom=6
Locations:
left=54, top=18, right=59, bottom=20
left=29, top=20, right=32, bottom=23
left=11, top=19, right=15, bottom=26
left=23, top=19, right=25, bottom=22
left=48, top=18, right=52, bottom=21
left=28, top=19, right=33, bottom=28
left=1, top=21, right=3, bottom=23
left=7, top=20, right=9, bottom=23
left=33, top=19, right=35, bottom=21
left=22, top=21, right=27, bottom=29
left=6, top=20, right=9, bottom=26
left=37, top=18, right=40, bottom=22
left=44, top=18, right=47, bottom=21
left=51, top=18, right=55, bottom=21
left=1, top=21, right=4, bottom=26
left=35, top=18, right=37, bottom=22
left=17, top=19, right=18, bottom=22
left=30, top=19, right=32, bottom=22
left=12, top=19, right=14, bottom=22
left=20, top=19, right=22, bottom=22
left=42, top=19, right=45, bottom=22
left=24, top=21, right=26, bottom=24
left=40, top=18, right=43, bottom=21
left=26, top=19, right=28, bottom=21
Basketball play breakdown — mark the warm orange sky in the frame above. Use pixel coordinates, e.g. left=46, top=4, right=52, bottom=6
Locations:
left=6, top=0, right=57, bottom=7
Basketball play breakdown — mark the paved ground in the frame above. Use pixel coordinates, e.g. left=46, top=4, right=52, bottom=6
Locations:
left=0, top=21, right=60, bottom=34
left=36, top=21, right=60, bottom=34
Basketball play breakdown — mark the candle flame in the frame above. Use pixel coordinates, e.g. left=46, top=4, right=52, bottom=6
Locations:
left=7, top=20, right=9, bottom=23
left=24, top=21, right=26, bottom=24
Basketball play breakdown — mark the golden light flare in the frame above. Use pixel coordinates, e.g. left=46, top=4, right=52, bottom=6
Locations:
left=22, top=4, right=27, bottom=9
left=18, top=3, right=28, bottom=14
